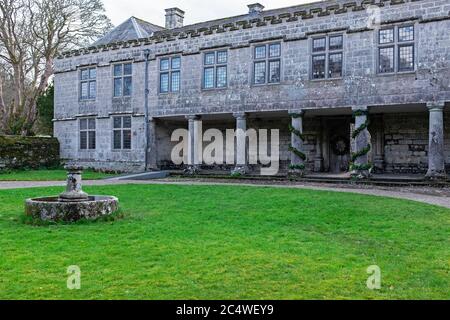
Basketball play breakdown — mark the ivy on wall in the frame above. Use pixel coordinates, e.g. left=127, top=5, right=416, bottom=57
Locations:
left=288, top=114, right=306, bottom=171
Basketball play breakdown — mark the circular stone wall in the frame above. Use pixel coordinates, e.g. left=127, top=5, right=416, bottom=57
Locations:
left=25, top=196, right=119, bottom=222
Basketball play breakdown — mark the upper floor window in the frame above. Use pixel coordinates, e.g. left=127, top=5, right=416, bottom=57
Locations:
left=203, top=50, right=228, bottom=89
left=80, top=67, right=96, bottom=100
left=253, top=43, right=281, bottom=85
left=378, top=25, right=415, bottom=74
left=312, top=35, right=343, bottom=79
left=160, top=56, right=181, bottom=93
left=113, top=63, right=132, bottom=97
left=113, top=116, right=132, bottom=150
left=80, top=118, right=96, bottom=150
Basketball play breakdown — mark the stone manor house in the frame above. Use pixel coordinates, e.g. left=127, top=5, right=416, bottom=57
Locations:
left=54, top=0, right=450, bottom=178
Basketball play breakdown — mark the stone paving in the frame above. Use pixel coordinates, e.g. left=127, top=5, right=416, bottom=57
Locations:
left=1, top=178, right=450, bottom=209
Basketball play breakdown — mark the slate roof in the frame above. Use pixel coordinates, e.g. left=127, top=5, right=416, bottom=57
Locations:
left=93, top=17, right=165, bottom=46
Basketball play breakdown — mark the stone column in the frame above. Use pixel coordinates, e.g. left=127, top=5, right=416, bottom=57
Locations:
left=426, top=102, right=446, bottom=180
left=314, top=117, right=324, bottom=172
left=351, top=108, right=371, bottom=179
left=186, top=115, right=202, bottom=174
left=232, top=112, right=248, bottom=175
left=372, top=115, right=385, bottom=173
left=289, top=111, right=305, bottom=174
left=146, top=117, right=158, bottom=170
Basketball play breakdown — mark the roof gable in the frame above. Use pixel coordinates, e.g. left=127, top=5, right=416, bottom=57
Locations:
left=93, top=17, right=165, bottom=46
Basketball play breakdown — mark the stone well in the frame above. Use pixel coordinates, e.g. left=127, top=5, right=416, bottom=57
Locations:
left=25, top=166, right=119, bottom=222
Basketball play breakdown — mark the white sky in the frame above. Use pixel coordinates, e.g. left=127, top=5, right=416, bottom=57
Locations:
left=102, top=0, right=320, bottom=27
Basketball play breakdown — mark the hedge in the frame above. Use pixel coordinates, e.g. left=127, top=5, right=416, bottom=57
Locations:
left=0, top=136, right=60, bottom=171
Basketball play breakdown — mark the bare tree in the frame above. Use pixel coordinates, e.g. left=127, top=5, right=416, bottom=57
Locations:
left=0, top=0, right=112, bottom=135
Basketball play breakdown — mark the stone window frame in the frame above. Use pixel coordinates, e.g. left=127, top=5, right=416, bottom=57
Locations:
left=377, top=24, right=416, bottom=75
left=79, top=117, right=96, bottom=151
left=310, top=33, right=344, bottom=81
left=159, top=56, right=181, bottom=94
left=112, top=115, right=132, bottom=150
left=79, top=67, right=97, bottom=101
left=113, top=62, right=133, bottom=98
left=252, top=42, right=282, bottom=86
left=202, top=50, right=228, bottom=90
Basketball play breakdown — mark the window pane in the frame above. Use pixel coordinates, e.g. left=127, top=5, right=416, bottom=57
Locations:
left=216, top=66, right=227, bottom=88
left=379, top=28, right=394, bottom=44
left=160, top=59, right=170, bottom=71
left=123, top=130, right=132, bottom=149
left=123, top=63, right=132, bottom=75
left=204, top=52, right=215, bottom=65
left=399, top=26, right=414, bottom=42
left=329, top=35, right=343, bottom=50
left=114, top=78, right=122, bottom=97
left=88, top=118, right=96, bottom=130
left=160, top=73, right=169, bottom=93
left=88, top=131, right=96, bottom=149
left=312, top=55, right=326, bottom=79
left=123, top=116, right=132, bottom=129
left=398, top=45, right=414, bottom=71
left=113, top=130, right=121, bottom=149
left=217, top=51, right=227, bottom=64
left=113, top=117, right=122, bottom=129
left=114, top=64, right=122, bottom=77
left=255, top=46, right=266, bottom=59
left=80, top=131, right=87, bottom=150
left=80, top=82, right=88, bottom=100
left=379, top=47, right=394, bottom=73
left=268, top=60, right=280, bottom=83
left=171, top=71, right=180, bottom=92
left=81, top=69, right=89, bottom=80
left=89, top=81, right=96, bottom=99
left=80, top=119, right=87, bottom=130
left=171, top=57, right=181, bottom=69
left=89, top=68, right=96, bottom=79
left=313, top=38, right=326, bottom=52
left=254, top=61, right=266, bottom=84
left=203, top=67, right=215, bottom=89
left=269, top=43, right=281, bottom=58
left=329, top=53, right=343, bottom=78
left=123, top=76, right=132, bottom=96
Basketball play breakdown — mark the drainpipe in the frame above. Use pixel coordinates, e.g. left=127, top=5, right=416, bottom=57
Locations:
left=143, top=49, right=151, bottom=171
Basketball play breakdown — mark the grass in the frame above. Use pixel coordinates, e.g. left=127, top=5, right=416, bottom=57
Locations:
left=0, top=184, right=449, bottom=300
left=0, top=168, right=116, bottom=181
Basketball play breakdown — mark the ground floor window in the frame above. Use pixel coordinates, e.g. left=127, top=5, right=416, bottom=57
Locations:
left=80, top=118, right=96, bottom=150
left=113, top=116, right=132, bottom=150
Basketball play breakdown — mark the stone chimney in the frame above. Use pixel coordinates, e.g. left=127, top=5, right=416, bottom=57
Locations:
left=248, top=3, right=265, bottom=15
left=165, top=8, right=185, bottom=29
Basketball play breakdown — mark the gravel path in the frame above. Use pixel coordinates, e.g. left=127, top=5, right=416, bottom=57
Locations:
left=1, top=178, right=450, bottom=209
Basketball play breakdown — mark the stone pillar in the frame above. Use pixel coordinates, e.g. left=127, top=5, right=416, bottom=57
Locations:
left=372, top=115, right=385, bottom=173
left=232, top=112, right=248, bottom=175
left=351, top=108, right=371, bottom=179
left=146, top=118, right=158, bottom=170
left=186, top=115, right=202, bottom=174
left=426, top=102, right=446, bottom=180
left=289, top=111, right=305, bottom=174
left=59, top=165, right=88, bottom=202
left=314, top=117, right=324, bottom=172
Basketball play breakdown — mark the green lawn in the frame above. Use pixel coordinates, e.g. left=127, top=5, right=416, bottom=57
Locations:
left=0, top=184, right=449, bottom=300
left=0, top=169, right=116, bottom=181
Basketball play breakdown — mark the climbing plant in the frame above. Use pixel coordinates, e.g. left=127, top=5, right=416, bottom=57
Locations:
left=350, top=110, right=372, bottom=172
left=288, top=114, right=306, bottom=170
